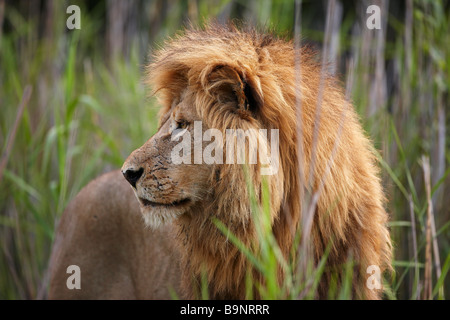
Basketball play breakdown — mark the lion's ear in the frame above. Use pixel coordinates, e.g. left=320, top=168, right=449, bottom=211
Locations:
left=201, top=64, right=264, bottom=114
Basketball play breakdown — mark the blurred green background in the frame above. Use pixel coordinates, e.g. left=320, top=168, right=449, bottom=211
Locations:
left=0, top=0, right=448, bottom=299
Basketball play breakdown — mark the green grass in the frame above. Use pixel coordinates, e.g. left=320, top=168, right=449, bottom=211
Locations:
left=0, top=5, right=158, bottom=299
left=0, top=0, right=449, bottom=300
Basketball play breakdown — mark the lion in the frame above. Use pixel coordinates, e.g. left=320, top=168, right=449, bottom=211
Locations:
left=48, top=24, right=392, bottom=300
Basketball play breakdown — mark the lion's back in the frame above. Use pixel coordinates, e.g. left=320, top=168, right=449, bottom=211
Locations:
left=48, top=170, right=181, bottom=299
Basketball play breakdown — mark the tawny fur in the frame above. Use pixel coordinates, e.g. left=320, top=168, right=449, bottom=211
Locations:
left=48, top=24, right=391, bottom=300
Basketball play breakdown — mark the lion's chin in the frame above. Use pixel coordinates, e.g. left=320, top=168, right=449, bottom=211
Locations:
left=140, top=206, right=184, bottom=228
left=131, top=189, right=191, bottom=228
left=138, top=198, right=191, bottom=228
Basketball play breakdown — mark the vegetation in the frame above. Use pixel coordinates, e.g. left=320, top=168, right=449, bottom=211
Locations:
left=0, top=0, right=448, bottom=300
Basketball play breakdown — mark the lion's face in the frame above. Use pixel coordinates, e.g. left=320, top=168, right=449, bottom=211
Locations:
left=122, top=89, right=213, bottom=227
left=121, top=52, right=284, bottom=229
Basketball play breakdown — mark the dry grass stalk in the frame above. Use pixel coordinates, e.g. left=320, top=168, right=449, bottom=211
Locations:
left=421, top=155, right=432, bottom=300
left=408, top=194, right=419, bottom=299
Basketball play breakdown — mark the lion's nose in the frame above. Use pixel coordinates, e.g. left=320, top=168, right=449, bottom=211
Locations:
left=122, top=167, right=144, bottom=189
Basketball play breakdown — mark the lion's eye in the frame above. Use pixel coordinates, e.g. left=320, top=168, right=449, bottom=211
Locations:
left=176, top=120, right=188, bottom=130
left=170, top=118, right=189, bottom=134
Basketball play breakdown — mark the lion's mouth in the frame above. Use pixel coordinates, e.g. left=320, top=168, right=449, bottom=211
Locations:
left=140, top=197, right=191, bottom=208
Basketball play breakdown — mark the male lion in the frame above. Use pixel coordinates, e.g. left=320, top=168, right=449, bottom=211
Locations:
left=48, top=24, right=391, bottom=300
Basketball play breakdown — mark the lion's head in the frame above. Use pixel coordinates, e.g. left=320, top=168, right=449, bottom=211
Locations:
left=122, top=25, right=286, bottom=230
